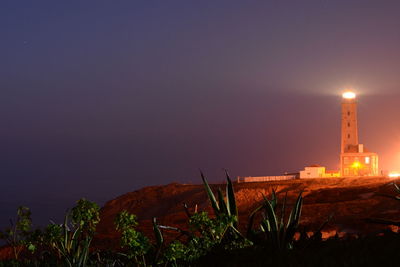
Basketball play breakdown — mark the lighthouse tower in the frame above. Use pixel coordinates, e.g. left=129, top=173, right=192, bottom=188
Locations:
left=341, top=92, right=359, bottom=153
left=340, top=92, right=379, bottom=177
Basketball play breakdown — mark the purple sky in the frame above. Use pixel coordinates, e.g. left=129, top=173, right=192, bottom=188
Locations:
left=2, top=0, right=400, bottom=227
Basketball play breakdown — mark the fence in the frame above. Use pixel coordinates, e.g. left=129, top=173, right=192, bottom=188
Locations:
left=237, top=175, right=297, bottom=183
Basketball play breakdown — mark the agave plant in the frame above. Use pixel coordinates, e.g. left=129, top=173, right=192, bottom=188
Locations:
left=44, top=198, right=100, bottom=267
left=198, top=171, right=250, bottom=246
left=155, top=171, right=250, bottom=265
left=247, top=190, right=303, bottom=250
left=200, top=170, right=238, bottom=228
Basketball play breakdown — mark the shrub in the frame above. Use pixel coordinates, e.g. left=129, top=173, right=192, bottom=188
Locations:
left=44, top=198, right=100, bottom=266
left=0, top=206, right=33, bottom=260
left=247, top=190, right=303, bottom=250
left=115, top=210, right=151, bottom=266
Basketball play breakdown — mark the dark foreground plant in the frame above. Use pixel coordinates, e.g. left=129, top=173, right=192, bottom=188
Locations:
left=247, top=190, right=303, bottom=250
left=0, top=171, right=313, bottom=266
left=201, top=170, right=238, bottom=227
left=0, top=206, right=34, bottom=260
left=160, top=211, right=251, bottom=266
left=43, top=198, right=100, bottom=266
left=115, top=210, right=151, bottom=266
left=158, top=171, right=252, bottom=265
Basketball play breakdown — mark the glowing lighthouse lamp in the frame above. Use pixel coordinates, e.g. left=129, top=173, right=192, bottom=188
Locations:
left=342, top=91, right=356, bottom=99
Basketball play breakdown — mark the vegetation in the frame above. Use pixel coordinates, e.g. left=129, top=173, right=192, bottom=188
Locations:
left=0, top=206, right=34, bottom=260
left=54, top=198, right=100, bottom=266
left=115, top=210, right=150, bottom=265
left=158, top=172, right=251, bottom=265
left=1, top=177, right=400, bottom=266
left=247, top=190, right=303, bottom=250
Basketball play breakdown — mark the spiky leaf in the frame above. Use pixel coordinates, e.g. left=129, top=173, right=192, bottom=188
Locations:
left=247, top=205, right=263, bottom=238
left=200, top=171, right=220, bottom=215
left=153, top=217, right=164, bottom=248
left=270, top=189, right=278, bottom=210
left=217, top=189, right=229, bottom=215
left=225, top=170, right=238, bottom=225
left=263, top=197, right=280, bottom=247
left=393, top=183, right=400, bottom=194
left=285, top=193, right=303, bottom=245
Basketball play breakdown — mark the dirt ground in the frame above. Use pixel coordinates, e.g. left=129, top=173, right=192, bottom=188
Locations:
left=95, top=176, right=400, bottom=248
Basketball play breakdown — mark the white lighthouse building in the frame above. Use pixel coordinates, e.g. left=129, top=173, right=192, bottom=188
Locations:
left=339, top=92, right=379, bottom=177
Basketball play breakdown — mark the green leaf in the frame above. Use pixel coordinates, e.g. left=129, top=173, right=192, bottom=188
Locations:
left=200, top=171, right=220, bottom=215
left=217, top=188, right=228, bottom=216
left=153, top=217, right=164, bottom=248
left=280, top=192, right=288, bottom=230
left=246, top=205, right=263, bottom=238
left=285, top=193, right=303, bottom=246
left=27, top=243, right=36, bottom=252
left=115, top=210, right=138, bottom=231
left=225, top=170, right=238, bottom=225
left=63, top=212, right=69, bottom=251
left=270, top=189, right=278, bottom=210
left=263, top=197, right=279, bottom=247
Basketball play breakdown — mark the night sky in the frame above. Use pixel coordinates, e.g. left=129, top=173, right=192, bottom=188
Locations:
left=2, top=1, right=400, bottom=228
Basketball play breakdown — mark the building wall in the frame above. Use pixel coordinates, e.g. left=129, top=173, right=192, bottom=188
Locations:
left=340, top=152, right=379, bottom=177
left=300, top=167, right=326, bottom=178
left=340, top=95, right=379, bottom=176
left=324, top=172, right=340, bottom=178
left=341, top=98, right=359, bottom=153
left=237, top=175, right=296, bottom=183
left=299, top=166, right=340, bottom=178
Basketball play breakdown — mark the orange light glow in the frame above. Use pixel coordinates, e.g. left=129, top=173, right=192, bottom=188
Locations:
left=389, top=172, right=400, bottom=178
left=342, top=91, right=356, bottom=99
left=351, top=161, right=362, bottom=169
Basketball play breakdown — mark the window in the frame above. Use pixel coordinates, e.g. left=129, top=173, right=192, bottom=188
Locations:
left=348, top=134, right=350, bottom=139
left=344, top=168, right=349, bottom=175
left=344, top=157, right=349, bottom=164
left=365, top=157, right=370, bottom=164
left=348, top=111, right=350, bottom=116
left=348, top=122, right=350, bottom=127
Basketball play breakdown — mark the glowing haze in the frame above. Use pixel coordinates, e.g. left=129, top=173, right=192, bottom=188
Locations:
left=2, top=1, right=400, bottom=227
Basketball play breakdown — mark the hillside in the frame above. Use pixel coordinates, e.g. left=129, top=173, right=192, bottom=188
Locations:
left=95, top=176, right=400, bottom=248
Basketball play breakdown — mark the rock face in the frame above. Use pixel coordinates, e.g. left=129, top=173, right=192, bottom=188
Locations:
left=96, top=177, right=400, bottom=247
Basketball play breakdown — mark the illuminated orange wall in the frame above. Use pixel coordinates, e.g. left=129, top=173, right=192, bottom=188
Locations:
left=340, top=153, right=379, bottom=177
left=341, top=98, right=359, bottom=153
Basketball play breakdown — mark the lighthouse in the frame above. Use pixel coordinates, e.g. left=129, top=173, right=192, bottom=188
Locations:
left=341, top=92, right=358, bottom=153
left=340, top=92, right=379, bottom=177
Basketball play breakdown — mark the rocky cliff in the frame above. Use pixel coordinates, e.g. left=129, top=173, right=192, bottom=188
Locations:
left=95, top=177, right=400, bottom=248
